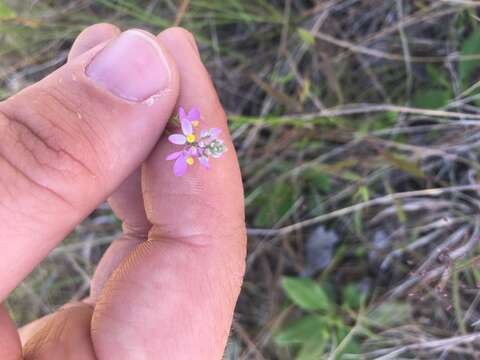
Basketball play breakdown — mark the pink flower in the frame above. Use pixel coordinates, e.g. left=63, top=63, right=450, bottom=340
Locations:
left=166, top=107, right=227, bottom=176
left=179, top=106, right=201, bottom=127
left=168, top=117, right=196, bottom=145
left=166, top=149, right=196, bottom=177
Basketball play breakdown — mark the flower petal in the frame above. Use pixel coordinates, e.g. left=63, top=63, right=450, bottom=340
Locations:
left=188, top=146, right=199, bottom=156
left=166, top=151, right=183, bottom=161
left=210, top=128, right=222, bottom=137
left=188, top=107, right=200, bottom=120
left=181, top=118, right=193, bottom=135
left=199, top=156, right=210, bottom=169
left=168, top=134, right=187, bottom=145
left=179, top=106, right=187, bottom=119
left=173, top=155, right=188, bottom=176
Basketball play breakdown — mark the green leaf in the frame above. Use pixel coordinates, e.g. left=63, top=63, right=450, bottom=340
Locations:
left=460, top=31, right=480, bottom=88
left=341, top=339, right=361, bottom=356
left=413, top=89, right=450, bottom=109
left=342, top=171, right=361, bottom=181
left=304, top=170, right=331, bottom=193
left=357, top=186, right=369, bottom=202
left=333, top=321, right=361, bottom=355
left=282, top=277, right=331, bottom=311
left=275, top=315, right=326, bottom=345
left=0, top=1, right=16, bottom=20
left=254, top=182, right=295, bottom=227
left=298, top=28, right=315, bottom=46
left=426, top=65, right=450, bottom=88
left=357, top=113, right=397, bottom=134
left=342, top=284, right=365, bottom=310
left=368, top=302, right=411, bottom=327
left=383, top=152, right=425, bottom=179
left=296, top=337, right=327, bottom=360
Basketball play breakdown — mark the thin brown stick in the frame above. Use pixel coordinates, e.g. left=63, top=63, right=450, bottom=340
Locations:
left=278, top=104, right=480, bottom=121
left=174, top=0, right=190, bottom=26
left=314, top=31, right=480, bottom=63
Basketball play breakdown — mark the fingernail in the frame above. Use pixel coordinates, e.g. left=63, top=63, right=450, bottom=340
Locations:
left=86, top=30, right=171, bottom=102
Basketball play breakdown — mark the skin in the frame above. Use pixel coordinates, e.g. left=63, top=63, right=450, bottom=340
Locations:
left=0, top=24, right=246, bottom=360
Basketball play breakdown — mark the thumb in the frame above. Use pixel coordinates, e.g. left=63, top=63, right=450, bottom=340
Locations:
left=0, top=29, right=179, bottom=301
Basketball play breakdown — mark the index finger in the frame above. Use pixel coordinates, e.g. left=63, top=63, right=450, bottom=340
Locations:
left=91, top=28, right=246, bottom=360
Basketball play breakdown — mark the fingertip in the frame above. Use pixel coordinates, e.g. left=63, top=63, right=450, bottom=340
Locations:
left=69, top=23, right=121, bottom=61
left=157, top=27, right=225, bottom=129
left=158, top=26, right=200, bottom=57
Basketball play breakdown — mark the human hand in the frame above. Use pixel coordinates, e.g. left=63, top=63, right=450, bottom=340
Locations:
left=0, top=24, right=246, bottom=360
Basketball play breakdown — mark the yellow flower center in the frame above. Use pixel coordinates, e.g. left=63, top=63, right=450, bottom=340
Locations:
left=186, top=134, right=196, bottom=143
left=192, top=120, right=200, bottom=127
left=186, top=156, right=194, bottom=166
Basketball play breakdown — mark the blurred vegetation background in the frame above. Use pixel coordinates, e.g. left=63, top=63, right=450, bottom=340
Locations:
left=3, top=0, right=480, bottom=358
